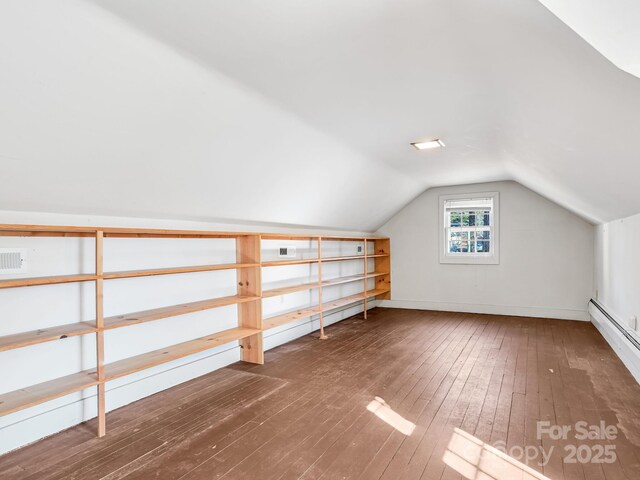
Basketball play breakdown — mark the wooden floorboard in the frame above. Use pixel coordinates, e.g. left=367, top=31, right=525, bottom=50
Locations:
left=1, top=308, right=640, bottom=479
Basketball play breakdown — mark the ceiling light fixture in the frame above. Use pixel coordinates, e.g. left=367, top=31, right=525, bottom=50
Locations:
left=411, top=139, right=445, bottom=150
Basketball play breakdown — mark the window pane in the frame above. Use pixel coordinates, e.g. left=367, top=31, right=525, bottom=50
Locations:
left=459, top=232, right=469, bottom=252
left=442, top=196, right=496, bottom=262
left=477, top=240, right=490, bottom=252
left=475, top=210, right=489, bottom=227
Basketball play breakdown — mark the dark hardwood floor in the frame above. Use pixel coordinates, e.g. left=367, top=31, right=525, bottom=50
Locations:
left=1, top=308, right=640, bottom=479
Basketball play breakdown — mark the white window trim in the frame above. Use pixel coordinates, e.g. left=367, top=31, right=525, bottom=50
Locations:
left=439, top=191, right=500, bottom=265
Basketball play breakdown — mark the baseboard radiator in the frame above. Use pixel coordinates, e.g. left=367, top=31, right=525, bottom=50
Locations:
left=589, top=298, right=640, bottom=384
left=589, top=299, right=640, bottom=351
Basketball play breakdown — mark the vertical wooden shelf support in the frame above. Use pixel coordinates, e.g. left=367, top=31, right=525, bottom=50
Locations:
left=374, top=238, right=391, bottom=300
left=317, top=237, right=328, bottom=340
left=363, top=238, right=368, bottom=319
left=236, top=235, right=264, bottom=364
left=95, top=230, right=106, bottom=437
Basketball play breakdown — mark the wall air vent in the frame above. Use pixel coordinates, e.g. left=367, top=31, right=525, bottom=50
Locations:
left=278, top=246, right=297, bottom=258
left=0, top=248, right=27, bottom=274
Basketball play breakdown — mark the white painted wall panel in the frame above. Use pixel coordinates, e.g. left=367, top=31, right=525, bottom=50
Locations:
left=377, top=181, right=594, bottom=320
left=594, top=213, right=640, bottom=335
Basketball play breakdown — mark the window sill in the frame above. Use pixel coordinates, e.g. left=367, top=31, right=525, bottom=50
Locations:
left=440, top=255, right=499, bottom=265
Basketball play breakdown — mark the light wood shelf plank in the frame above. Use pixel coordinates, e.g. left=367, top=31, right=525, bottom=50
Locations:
left=263, top=305, right=323, bottom=330
left=260, top=234, right=385, bottom=241
left=261, top=258, right=320, bottom=267
left=0, top=323, right=97, bottom=352
left=104, top=327, right=261, bottom=381
left=323, top=253, right=389, bottom=263
left=104, top=295, right=260, bottom=330
left=321, top=293, right=364, bottom=312
left=320, top=288, right=390, bottom=313
left=262, top=280, right=320, bottom=297
left=323, top=272, right=387, bottom=286
left=0, top=371, right=98, bottom=417
left=262, top=272, right=388, bottom=298
left=0, top=265, right=260, bottom=287
left=0, top=224, right=253, bottom=238
left=103, top=263, right=258, bottom=280
left=263, top=286, right=391, bottom=330
left=0, top=224, right=387, bottom=241
left=0, top=274, right=98, bottom=289
left=261, top=254, right=388, bottom=267
left=366, top=287, right=391, bottom=298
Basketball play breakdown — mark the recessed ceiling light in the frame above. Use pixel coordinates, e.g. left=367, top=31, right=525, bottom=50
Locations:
left=411, top=139, right=445, bottom=150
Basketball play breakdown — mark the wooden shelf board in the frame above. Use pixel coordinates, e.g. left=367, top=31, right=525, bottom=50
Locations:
left=260, top=234, right=386, bottom=241
left=0, top=231, right=97, bottom=238
left=263, top=284, right=392, bottom=330
left=324, top=271, right=387, bottom=287
left=0, top=224, right=254, bottom=238
left=0, top=224, right=389, bottom=241
left=366, top=287, right=391, bottom=298
left=321, top=255, right=367, bottom=263
left=323, top=287, right=391, bottom=313
left=104, top=295, right=260, bottom=330
left=261, top=258, right=320, bottom=267
left=0, top=323, right=97, bottom=352
left=262, top=281, right=320, bottom=298
left=262, top=272, right=388, bottom=298
left=0, top=274, right=98, bottom=289
left=0, top=370, right=98, bottom=417
left=263, top=305, right=322, bottom=330
left=321, top=253, right=388, bottom=262
left=260, top=234, right=318, bottom=241
left=101, top=228, right=251, bottom=239
left=262, top=254, right=387, bottom=267
left=321, top=292, right=364, bottom=312
left=323, top=235, right=387, bottom=240
left=104, top=327, right=261, bottom=381
left=103, top=263, right=258, bottom=280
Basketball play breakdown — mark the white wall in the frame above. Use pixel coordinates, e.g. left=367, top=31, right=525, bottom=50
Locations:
left=591, top=213, right=640, bottom=382
left=376, top=181, right=594, bottom=320
left=594, top=213, right=640, bottom=328
left=0, top=210, right=377, bottom=455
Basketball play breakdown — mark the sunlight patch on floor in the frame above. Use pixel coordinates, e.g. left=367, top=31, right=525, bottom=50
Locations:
left=366, top=396, right=415, bottom=436
left=443, top=428, right=552, bottom=480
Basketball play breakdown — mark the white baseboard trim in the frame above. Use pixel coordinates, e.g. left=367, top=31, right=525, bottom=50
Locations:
left=589, top=301, right=640, bottom=384
left=379, top=299, right=589, bottom=321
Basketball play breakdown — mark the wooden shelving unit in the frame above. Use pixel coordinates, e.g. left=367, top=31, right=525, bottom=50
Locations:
left=0, top=224, right=390, bottom=438
left=261, top=237, right=391, bottom=337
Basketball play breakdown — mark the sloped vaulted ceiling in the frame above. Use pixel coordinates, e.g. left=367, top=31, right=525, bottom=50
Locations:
left=1, top=0, right=639, bottom=230
left=539, top=0, right=640, bottom=79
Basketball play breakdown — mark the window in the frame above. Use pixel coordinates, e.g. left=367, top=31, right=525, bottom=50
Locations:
left=439, top=192, right=499, bottom=264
